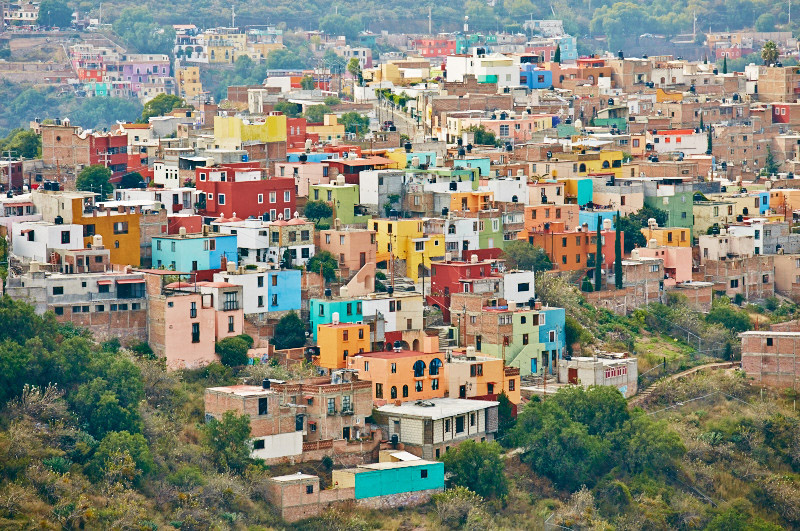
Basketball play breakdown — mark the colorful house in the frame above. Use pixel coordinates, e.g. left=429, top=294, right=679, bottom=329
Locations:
left=316, top=321, right=372, bottom=370
left=348, top=348, right=448, bottom=405
left=370, top=218, right=446, bottom=281
left=309, top=179, right=371, bottom=226
left=152, top=232, right=238, bottom=276
left=310, top=298, right=364, bottom=341
left=213, top=115, right=287, bottom=150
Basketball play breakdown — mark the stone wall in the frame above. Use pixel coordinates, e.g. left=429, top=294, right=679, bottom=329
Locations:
left=356, top=487, right=443, bottom=509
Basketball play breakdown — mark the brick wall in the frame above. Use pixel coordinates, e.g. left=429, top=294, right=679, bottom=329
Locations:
left=741, top=333, right=800, bottom=388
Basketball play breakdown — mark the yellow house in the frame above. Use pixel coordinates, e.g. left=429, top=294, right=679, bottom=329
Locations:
left=175, top=66, right=203, bottom=99
left=641, top=226, right=691, bottom=247
left=656, top=88, right=684, bottom=103
left=370, top=218, right=445, bottom=281
left=213, top=115, right=287, bottom=150
left=542, top=149, right=625, bottom=180
left=693, top=200, right=736, bottom=234
left=307, top=114, right=345, bottom=142
left=205, top=31, right=246, bottom=64
left=316, top=321, right=371, bottom=370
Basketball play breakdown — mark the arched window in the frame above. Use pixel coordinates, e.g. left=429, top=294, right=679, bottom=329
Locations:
left=602, top=160, right=610, bottom=169
left=413, top=360, right=426, bottom=377
left=429, top=358, right=443, bottom=376
left=579, top=163, right=586, bottom=172
left=402, top=385, right=409, bottom=397
left=390, top=386, right=397, bottom=399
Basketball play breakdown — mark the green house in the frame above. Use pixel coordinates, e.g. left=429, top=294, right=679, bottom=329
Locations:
left=309, top=182, right=371, bottom=226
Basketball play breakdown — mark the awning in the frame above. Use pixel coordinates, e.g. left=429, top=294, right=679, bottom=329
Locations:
left=18, top=229, right=32, bottom=235
left=116, top=278, right=145, bottom=284
left=307, top=420, right=316, bottom=425
left=97, top=280, right=113, bottom=285
left=303, top=395, right=314, bottom=400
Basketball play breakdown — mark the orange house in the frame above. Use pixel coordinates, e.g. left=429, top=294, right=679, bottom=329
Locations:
left=449, top=191, right=494, bottom=213
left=316, top=322, right=371, bottom=370
left=528, top=223, right=621, bottom=272
left=444, top=353, right=521, bottom=405
left=348, top=349, right=447, bottom=406
left=522, top=203, right=580, bottom=234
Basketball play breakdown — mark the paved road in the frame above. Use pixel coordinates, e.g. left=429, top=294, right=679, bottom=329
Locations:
left=372, top=100, right=425, bottom=142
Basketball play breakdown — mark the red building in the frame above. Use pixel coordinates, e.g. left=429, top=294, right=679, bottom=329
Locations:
left=90, top=134, right=129, bottom=181
left=427, top=257, right=499, bottom=322
left=326, top=156, right=397, bottom=185
left=525, top=45, right=557, bottom=61
left=414, top=38, right=456, bottom=58
left=195, top=162, right=296, bottom=220
left=0, top=160, right=24, bottom=191
left=286, top=117, right=320, bottom=150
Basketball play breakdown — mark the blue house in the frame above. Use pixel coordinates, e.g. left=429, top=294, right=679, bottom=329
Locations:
left=579, top=211, right=616, bottom=231
left=332, top=460, right=444, bottom=500
left=756, top=192, right=770, bottom=215
left=454, top=157, right=491, bottom=178
left=554, top=35, right=578, bottom=62
left=538, top=307, right=566, bottom=375
left=520, top=65, right=553, bottom=90
left=152, top=233, right=238, bottom=272
left=286, top=152, right=331, bottom=163
left=309, top=298, right=363, bottom=340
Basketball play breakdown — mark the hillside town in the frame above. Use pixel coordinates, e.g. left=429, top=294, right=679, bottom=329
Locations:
left=4, top=2, right=800, bottom=528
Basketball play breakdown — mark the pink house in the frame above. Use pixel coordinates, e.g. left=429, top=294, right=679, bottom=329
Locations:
left=635, top=245, right=692, bottom=287
left=274, top=161, right=334, bottom=198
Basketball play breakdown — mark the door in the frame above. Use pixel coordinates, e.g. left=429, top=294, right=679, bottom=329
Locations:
left=360, top=252, right=366, bottom=267
left=568, top=368, right=578, bottom=384
left=459, top=385, right=466, bottom=398
left=343, top=426, right=350, bottom=440
left=531, top=358, right=538, bottom=374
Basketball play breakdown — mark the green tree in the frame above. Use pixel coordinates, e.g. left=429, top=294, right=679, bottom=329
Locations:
left=215, top=336, right=250, bottom=367
left=76, top=165, right=113, bottom=198
left=270, top=311, right=307, bottom=350
left=87, top=431, right=154, bottom=485
left=755, top=13, right=776, bottom=32
left=323, top=96, right=341, bottom=106
left=140, top=93, right=185, bottom=122
left=723, top=56, right=728, bottom=74
left=71, top=97, right=143, bottom=131
left=762, top=41, right=779, bottom=66
left=615, top=205, right=669, bottom=253
left=339, top=111, right=370, bottom=135
left=37, top=0, right=72, bottom=27
left=553, top=44, right=561, bottom=63
left=202, top=411, right=252, bottom=472
left=616, top=413, right=685, bottom=474
left=112, top=7, right=175, bottom=55
left=304, top=104, right=330, bottom=124
left=300, top=75, right=315, bottom=90
left=706, top=297, right=752, bottom=333
left=496, top=391, right=516, bottom=443
left=467, top=125, right=497, bottom=146
left=0, top=128, right=41, bottom=159
left=564, top=315, right=591, bottom=355
left=319, top=14, right=362, bottom=41
left=707, top=126, right=713, bottom=154
left=117, top=172, right=145, bottom=189
left=274, top=101, right=302, bottom=117
left=614, top=210, right=623, bottom=289
left=304, top=200, right=333, bottom=225
left=347, top=57, right=363, bottom=85
left=595, top=216, right=602, bottom=292
left=501, top=240, right=552, bottom=272
left=441, top=440, right=508, bottom=498
left=764, top=146, right=779, bottom=175
left=71, top=360, right=144, bottom=438
left=307, top=250, right=338, bottom=282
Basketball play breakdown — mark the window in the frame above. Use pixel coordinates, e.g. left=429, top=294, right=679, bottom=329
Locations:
left=61, top=230, right=71, bottom=244
left=730, top=279, right=739, bottom=288
left=53, top=286, right=64, bottom=295
left=421, top=469, right=428, bottom=479
left=284, top=190, right=291, bottom=202
left=430, top=358, right=443, bottom=375
left=431, top=378, right=439, bottom=390
left=455, top=416, right=465, bottom=433
left=258, top=397, right=268, bottom=415
left=375, top=383, right=383, bottom=398
left=271, top=294, right=278, bottom=306
left=54, top=307, right=64, bottom=315
left=390, top=386, right=397, bottom=399
left=113, top=221, right=128, bottom=234
left=224, top=291, right=238, bottom=311
left=253, top=439, right=265, bottom=450
left=470, top=364, right=483, bottom=377
left=258, top=295, right=264, bottom=307
left=269, top=191, right=277, bottom=203
left=415, top=380, right=423, bottom=392
left=767, top=337, right=774, bottom=346
left=228, top=316, right=235, bottom=332
left=358, top=328, right=364, bottom=339
left=306, top=485, right=314, bottom=494
left=549, top=330, right=556, bottom=342
left=258, top=194, right=264, bottom=204
left=471, top=413, right=476, bottom=426
left=391, top=363, right=397, bottom=373
left=192, top=323, right=200, bottom=343
left=522, top=333, right=529, bottom=345
left=343, top=330, right=349, bottom=341
left=328, top=398, right=336, bottom=414
left=518, top=282, right=529, bottom=292
left=342, top=395, right=352, bottom=411
left=257, top=276, right=264, bottom=288
left=413, top=360, right=426, bottom=377
left=364, top=361, right=369, bottom=371
left=190, top=302, right=197, bottom=318
left=509, top=379, right=515, bottom=391
left=402, top=385, right=409, bottom=398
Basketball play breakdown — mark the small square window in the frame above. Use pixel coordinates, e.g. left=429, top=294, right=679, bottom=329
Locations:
left=421, top=469, right=428, bottom=479
left=306, top=485, right=314, bottom=494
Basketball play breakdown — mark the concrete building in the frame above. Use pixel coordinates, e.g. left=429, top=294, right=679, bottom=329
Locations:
left=557, top=355, right=638, bottom=398
left=374, top=398, right=499, bottom=460
left=212, top=217, right=315, bottom=268
left=741, top=329, right=800, bottom=388
left=212, top=265, right=301, bottom=317
left=11, top=221, right=84, bottom=263
left=699, top=255, right=774, bottom=301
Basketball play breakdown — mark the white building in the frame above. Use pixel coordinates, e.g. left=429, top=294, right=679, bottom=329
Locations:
left=113, top=187, right=199, bottom=214
left=152, top=161, right=182, bottom=189
left=360, top=291, right=424, bottom=334
left=11, top=221, right=84, bottom=263
left=698, top=230, right=756, bottom=262
left=445, top=50, right=519, bottom=89
left=650, top=130, right=707, bottom=156
left=212, top=217, right=315, bottom=267
left=358, top=170, right=408, bottom=216
left=442, top=217, right=480, bottom=259
left=484, top=176, right=528, bottom=205
left=501, top=270, right=536, bottom=305
left=557, top=355, right=638, bottom=398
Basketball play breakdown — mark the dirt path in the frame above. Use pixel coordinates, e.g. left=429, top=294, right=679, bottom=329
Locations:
left=629, top=361, right=739, bottom=406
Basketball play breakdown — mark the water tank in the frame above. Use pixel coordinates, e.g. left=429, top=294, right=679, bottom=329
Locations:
left=262, top=379, right=271, bottom=390
left=332, top=311, right=340, bottom=325
left=324, top=288, right=332, bottom=298
left=441, top=207, right=449, bottom=216
left=54, top=215, right=63, bottom=225
left=617, top=50, right=624, bottom=59
left=449, top=181, right=458, bottom=191
left=387, top=286, right=394, bottom=295
left=411, top=156, right=420, bottom=168
left=404, top=142, right=412, bottom=153
left=299, top=153, right=308, bottom=163
left=457, top=147, right=466, bottom=157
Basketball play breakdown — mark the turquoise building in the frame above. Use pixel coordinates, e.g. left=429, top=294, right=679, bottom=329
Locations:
left=538, top=307, right=566, bottom=375
left=309, top=298, right=363, bottom=340
left=333, top=461, right=444, bottom=500
left=454, top=157, right=491, bottom=178
left=152, top=233, right=237, bottom=272
left=579, top=211, right=616, bottom=231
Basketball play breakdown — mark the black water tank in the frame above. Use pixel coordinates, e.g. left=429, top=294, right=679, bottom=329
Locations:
left=299, top=153, right=308, bottom=163
left=262, top=379, right=270, bottom=389
left=404, top=142, right=412, bottom=152
left=457, top=147, right=466, bottom=157
left=324, top=288, right=332, bottom=297
left=441, top=207, right=449, bottom=216
left=387, top=286, right=394, bottom=295
left=449, top=181, right=457, bottom=191
left=54, top=215, right=63, bottom=225
left=466, top=144, right=473, bottom=153
left=393, top=340, right=402, bottom=350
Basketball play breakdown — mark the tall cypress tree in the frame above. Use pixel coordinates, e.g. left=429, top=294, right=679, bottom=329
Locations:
left=707, top=127, right=713, bottom=155
left=722, top=56, right=728, bottom=74
left=594, top=215, right=602, bottom=292
left=614, top=210, right=623, bottom=289
left=554, top=44, right=561, bottom=64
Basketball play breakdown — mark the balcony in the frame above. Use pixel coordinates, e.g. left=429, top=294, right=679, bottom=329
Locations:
left=339, top=407, right=354, bottom=416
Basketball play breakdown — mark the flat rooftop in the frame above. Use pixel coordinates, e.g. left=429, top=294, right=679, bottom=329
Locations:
left=206, top=385, right=273, bottom=397
left=377, top=398, right=499, bottom=420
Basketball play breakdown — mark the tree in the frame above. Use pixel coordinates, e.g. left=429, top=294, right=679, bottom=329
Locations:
left=270, top=311, right=307, bottom=350
left=319, top=14, right=362, bottom=41
left=281, top=248, right=294, bottom=269
left=274, top=101, right=302, bottom=117
left=762, top=41, right=779, bottom=66
left=307, top=250, right=338, bottom=282
left=202, top=411, right=252, bottom=472
left=614, top=211, right=623, bottom=289
left=76, top=165, right=113, bottom=198
left=755, top=13, right=776, bottom=32
left=764, top=146, right=779, bottom=176
left=323, top=96, right=341, bottom=106
left=140, top=94, right=184, bottom=123
left=117, top=172, right=145, bottom=189
left=441, top=440, right=508, bottom=498
left=553, top=44, right=561, bottom=63
left=616, top=413, right=685, bottom=475
left=215, top=336, right=250, bottom=367
left=501, top=240, right=552, bottom=272
left=467, top=125, right=497, bottom=146
left=112, top=7, right=175, bottom=56
left=707, top=126, right=713, bottom=154
left=87, top=431, right=154, bottom=485
left=300, top=75, right=315, bottom=90
left=594, top=216, right=602, bottom=292
left=304, top=104, right=330, bottom=124
left=706, top=298, right=752, bottom=333
left=722, top=56, right=728, bottom=74
left=564, top=315, right=591, bottom=354
left=37, top=0, right=72, bottom=28
left=347, top=57, right=363, bottom=85
left=0, top=128, right=41, bottom=159
left=496, top=391, right=516, bottom=443
left=615, top=205, right=669, bottom=253
left=339, top=111, right=370, bottom=135
left=304, top=200, right=333, bottom=225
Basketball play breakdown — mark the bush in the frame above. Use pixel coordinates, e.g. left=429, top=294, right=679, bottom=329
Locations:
left=215, top=337, right=250, bottom=367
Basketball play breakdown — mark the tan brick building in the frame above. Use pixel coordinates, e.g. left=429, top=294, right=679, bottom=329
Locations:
left=699, top=255, right=775, bottom=301
left=741, top=330, right=800, bottom=388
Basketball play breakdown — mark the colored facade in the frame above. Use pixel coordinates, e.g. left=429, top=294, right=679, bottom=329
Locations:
left=348, top=349, right=447, bottom=405
left=317, top=322, right=372, bottom=370
left=370, top=218, right=446, bottom=281
left=152, top=233, right=238, bottom=273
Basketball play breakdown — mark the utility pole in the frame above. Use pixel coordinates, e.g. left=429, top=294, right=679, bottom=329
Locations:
left=428, top=6, right=432, bottom=35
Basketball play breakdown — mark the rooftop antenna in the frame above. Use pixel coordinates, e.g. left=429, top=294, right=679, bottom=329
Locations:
left=231, top=4, right=236, bottom=29
left=428, top=6, right=432, bottom=35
